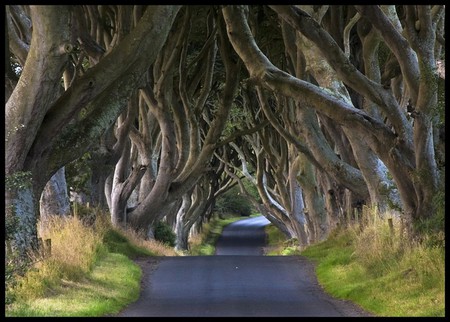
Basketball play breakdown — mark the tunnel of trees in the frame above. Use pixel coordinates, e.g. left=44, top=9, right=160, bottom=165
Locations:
left=5, top=5, right=445, bottom=260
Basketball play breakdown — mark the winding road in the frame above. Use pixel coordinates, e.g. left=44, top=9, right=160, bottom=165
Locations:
left=117, top=216, right=372, bottom=317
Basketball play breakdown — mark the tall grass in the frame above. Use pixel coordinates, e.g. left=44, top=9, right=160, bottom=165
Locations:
left=10, top=213, right=110, bottom=302
left=301, top=206, right=445, bottom=316
left=350, top=207, right=445, bottom=289
left=6, top=209, right=178, bottom=310
left=115, top=226, right=179, bottom=256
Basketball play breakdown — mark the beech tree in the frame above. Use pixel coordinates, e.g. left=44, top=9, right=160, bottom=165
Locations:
left=6, top=5, right=444, bottom=259
left=115, top=7, right=242, bottom=238
left=6, top=5, right=181, bottom=257
left=222, top=5, right=445, bottom=237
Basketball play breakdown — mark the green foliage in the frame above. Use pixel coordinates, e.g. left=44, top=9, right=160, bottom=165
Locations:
left=280, top=238, right=301, bottom=255
left=5, top=250, right=32, bottom=305
left=280, top=246, right=302, bottom=256
left=377, top=41, right=392, bottom=70
left=242, top=178, right=260, bottom=202
left=214, top=185, right=254, bottom=217
left=5, top=209, right=20, bottom=240
left=72, top=202, right=100, bottom=227
left=5, top=187, right=33, bottom=305
left=65, top=152, right=92, bottom=195
left=5, top=262, right=17, bottom=305
left=154, top=221, right=176, bottom=247
left=222, top=102, right=251, bottom=137
left=6, top=171, right=33, bottom=191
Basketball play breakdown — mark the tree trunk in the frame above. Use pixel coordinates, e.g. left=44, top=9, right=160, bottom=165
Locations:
left=293, top=154, right=328, bottom=243
left=39, top=167, right=71, bottom=219
left=174, top=193, right=192, bottom=251
left=5, top=6, right=73, bottom=256
left=288, top=173, right=310, bottom=247
left=6, top=6, right=181, bottom=259
left=6, top=173, right=39, bottom=258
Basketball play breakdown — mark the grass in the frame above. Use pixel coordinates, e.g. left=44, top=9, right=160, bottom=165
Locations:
left=7, top=253, right=141, bottom=317
left=153, top=211, right=445, bottom=317
left=264, top=224, right=301, bottom=256
left=5, top=210, right=177, bottom=317
left=5, top=210, right=242, bottom=317
left=105, top=226, right=179, bottom=257
left=267, top=206, right=445, bottom=317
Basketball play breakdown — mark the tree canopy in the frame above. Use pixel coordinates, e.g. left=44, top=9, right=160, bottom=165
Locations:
left=5, top=5, right=445, bottom=258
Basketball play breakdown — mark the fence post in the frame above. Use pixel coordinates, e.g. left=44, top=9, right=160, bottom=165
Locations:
left=388, top=218, right=394, bottom=237
left=45, top=239, right=52, bottom=257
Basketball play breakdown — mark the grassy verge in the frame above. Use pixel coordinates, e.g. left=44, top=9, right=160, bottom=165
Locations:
left=265, top=207, right=445, bottom=317
left=5, top=211, right=177, bottom=317
left=6, top=253, right=141, bottom=317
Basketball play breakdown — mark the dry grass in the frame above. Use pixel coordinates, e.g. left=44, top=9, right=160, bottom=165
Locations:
left=349, top=207, right=404, bottom=275
left=302, top=205, right=446, bottom=316
left=116, top=226, right=180, bottom=256
left=12, top=213, right=110, bottom=301
left=9, top=209, right=180, bottom=305
left=350, top=206, right=445, bottom=286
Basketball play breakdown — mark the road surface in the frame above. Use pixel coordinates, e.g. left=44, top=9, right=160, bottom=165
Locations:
left=215, top=215, right=270, bottom=255
left=117, top=216, right=372, bottom=317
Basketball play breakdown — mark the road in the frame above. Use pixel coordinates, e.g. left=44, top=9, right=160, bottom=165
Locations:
left=214, top=215, right=269, bottom=255
left=117, top=216, right=372, bottom=317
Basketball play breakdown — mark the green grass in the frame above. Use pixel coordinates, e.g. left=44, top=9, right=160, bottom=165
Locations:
left=6, top=212, right=246, bottom=317
left=300, top=227, right=444, bottom=316
left=6, top=253, right=141, bottom=317
left=265, top=224, right=301, bottom=255
left=264, top=209, right=445, bottom=317
left=5, top=213, right=160, bottom=317
left=102, top=229, right=155, bottom=258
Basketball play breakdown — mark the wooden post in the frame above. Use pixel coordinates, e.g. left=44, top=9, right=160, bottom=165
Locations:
left=387, top=218, right=394, bottom=236
left=45, top=239, right=52, bottom=256
left=387, top=218, right=395, bottom=246
left=73, top=202, right=78, bottom=218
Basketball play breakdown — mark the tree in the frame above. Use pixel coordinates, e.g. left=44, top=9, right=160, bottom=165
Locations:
left=6, top=5, right=444, bottom=260
left=5, top=5, right=181, bottom=257
left=222, top=5, right=445, bottom=237
left=123, top=7, right=242, bottom=237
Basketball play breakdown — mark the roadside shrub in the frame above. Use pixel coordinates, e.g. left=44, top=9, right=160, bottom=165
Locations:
left=154, top=221, right=176, bottom=247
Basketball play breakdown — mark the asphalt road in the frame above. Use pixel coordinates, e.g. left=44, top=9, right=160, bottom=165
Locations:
left=117, top=216, right=372, bottom=317
left=214, top=215, right=270, bottom=255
